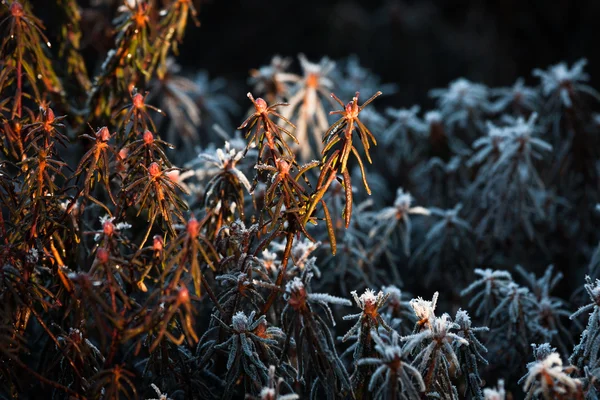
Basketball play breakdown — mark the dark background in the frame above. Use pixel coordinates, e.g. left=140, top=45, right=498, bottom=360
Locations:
left=31, top=0, right=600, bottom=108
left=177, top=0, right=600, bottom=107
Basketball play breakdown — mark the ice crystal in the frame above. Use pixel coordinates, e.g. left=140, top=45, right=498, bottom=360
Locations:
left=533, top=58, right=600, bottom=108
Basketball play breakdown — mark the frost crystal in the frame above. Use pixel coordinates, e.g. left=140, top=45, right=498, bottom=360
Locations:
left=94, top=215, right=131, bottom=241
left=533, top=58, right=599, bottom=107
left=523, top=351, right=581, bottom=399
left=409, top=291, right=439, bottom=327
left=430, top=78, right=489, bottom=130
left=148, top=383, right=172, bottom=400
left=483, top=380, right=505, bottom=400
left=193, top=141, right=252, bottom=193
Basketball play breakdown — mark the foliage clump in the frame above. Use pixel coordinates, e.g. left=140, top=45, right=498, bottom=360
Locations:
left=2, top=1, right=600, bottom=399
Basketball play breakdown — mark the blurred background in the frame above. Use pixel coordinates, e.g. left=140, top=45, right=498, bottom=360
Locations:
left=33, top=0, right=600, bottom=110
left=171, top=0, right=600, bottom=107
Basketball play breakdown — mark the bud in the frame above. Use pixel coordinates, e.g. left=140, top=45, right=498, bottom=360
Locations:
left=143, top=130, right=154, bottom=144
left=187, top=217, right=200, bottom=239
left=253, top=319, right=268, bottom=338
left=10, top=2, right=24, bottom=18
left=287, top=280, right=307, bottom=311
left=255, top=97, right=267, bottom=113
left=148, top=162, right=161, bottom=177
left=153, top=235, right=163, bottom=252
left=97, top=126, right=111, bottom=142
left=132, top=93, right=144, bottom=109
left=102, top=219, right=115, bottom=237
left=177, top=286, right=190, bottom=304
left=276, top=159, right=290, bottom=175
left=44, top=108, right=55, bottom=124
left=345, top=102, right=353, bottom=114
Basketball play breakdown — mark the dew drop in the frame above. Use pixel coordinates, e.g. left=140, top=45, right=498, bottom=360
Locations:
left=37, top=74, right=42, bottom=79
left=46, top=41, right=51, bottom=48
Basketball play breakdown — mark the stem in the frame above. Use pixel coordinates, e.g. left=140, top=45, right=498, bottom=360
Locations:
left=104, top=322, right=122, bottom=367
left=201, top=274, right=225, bottom=316
left=423, top=343, right=441, bottom=392
left=15, top=29, right=23, bottom=119
left=261, top=230, right=294, bottom=315
left=389, top=370, right=397, bottom=400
